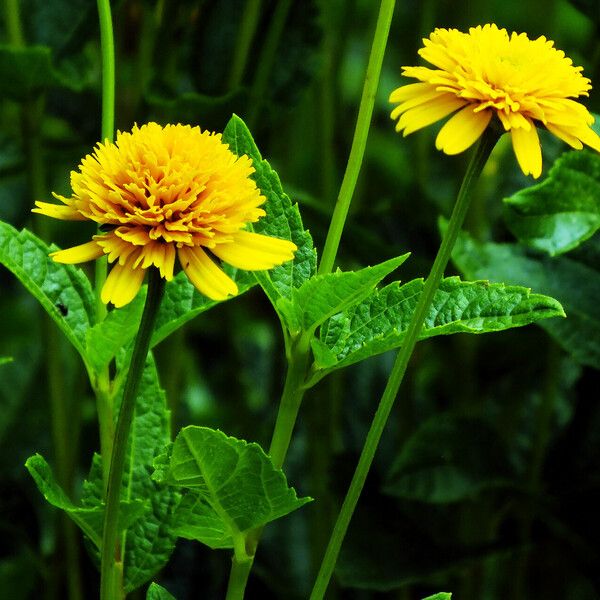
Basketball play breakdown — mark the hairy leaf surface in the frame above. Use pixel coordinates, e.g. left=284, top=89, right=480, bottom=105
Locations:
left=452, top=230, right=600, bottom=369
left=504, top=150, right=600, bottom=255
left=154, top=426, right=311, bottom=549
left=310, top=276, right=564, bottom=383
left=223, top=115, right=316, bottom=305
left=0, top=222, right=94, bottom=363
left=277, top=255, right=409, bottom=335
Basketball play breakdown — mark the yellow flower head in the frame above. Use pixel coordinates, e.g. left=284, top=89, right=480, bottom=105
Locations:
left=34, top=123, right=296, bottom=307
left=390, top=24, right=600, bottom=178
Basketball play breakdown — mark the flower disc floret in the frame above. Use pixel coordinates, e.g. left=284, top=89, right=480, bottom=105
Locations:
left=390, top=24, right=600, bottom=178
left=34, top=123, right=296, bottom=307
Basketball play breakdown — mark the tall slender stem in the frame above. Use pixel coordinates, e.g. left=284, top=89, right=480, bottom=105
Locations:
left=100, top=271, right=165, bottom=600
left=310, top=128, right=500, bottom=600
left=318, top=0, right=396, bottom=276
left=95, top=0, right=116, bottom=324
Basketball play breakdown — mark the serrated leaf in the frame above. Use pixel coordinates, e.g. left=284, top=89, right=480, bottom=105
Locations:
left=81, top=355, right=179, bottom=592
left=504, top=150, right=600, bottom=255
left=0, top=221, right=94, bottom=364
left=451, top=230, right=600, bottom=369
left=222, top=114, right=316, bottom=305
left=154, top=426, right=311, bottom=549
left=25, top=454, right=146, bottom=548
left=85, top=292, right=145, bottom=372
left=384, top=414, right=514, bottom=503
left=422, top=594, right=452, bottom=600
left=277, top=255, right=409, bottom=335
left=146, top=582, right=176, bottom=600
left=309, top=276, right=564, bottom=384
left=151, top=268, right=256, bottom=348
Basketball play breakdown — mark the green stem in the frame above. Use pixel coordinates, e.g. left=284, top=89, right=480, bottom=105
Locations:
left=100, top=270, right=165, bottom=600
left=247, top=0, right=292, bottom=127
left=227, top=0, right=262, bottom=90
left=95, top=0, right=116, bottom=324
left=5, top=0, right=24, bottom=46
left=225, top=555, right=254, bottom=600
left=309, top=127, right=500, bottom=600
left=318, top=0, right=396, bottom=276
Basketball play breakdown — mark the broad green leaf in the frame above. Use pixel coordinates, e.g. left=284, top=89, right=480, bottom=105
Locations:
left=504, top=150, right=600, bottom=255
left=309, top=276, right=564, bottom=384
left=154, top=426, right=311, bottom=548
left=81, top=355, right=179, bottom=592
left=222, top=115, right=316, bottom=306
left=146, top=582, right=176, bottom=600
left=451, top=230, right=600, bottom=369
left=151, top=268, right=256, bottom=348
left=85, top=292, right=145, bottom=372
left=0, top=221, right=94, bottom=364
left=422, top=594, right=452, bottom=600
left=277, top=255, right=409, bottom=335
left=0, top=46, right=59, bottom=101
left=384, top=414, right=514, bottom=503
left=0, top=357, right=12, bottom=366
left=25, top=454, right=146, bottom=548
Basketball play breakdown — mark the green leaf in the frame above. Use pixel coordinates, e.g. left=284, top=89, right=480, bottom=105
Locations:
left=146, top=582, right=176, bottom=600
left=309, top=276, right=564, bottom=384
left=422, top=594, right=452, bottom=600
left=222, top=115, right=316, bottom=306
left=0, top=357, right=13, bottom=366
left=384, top=414, right=514, bottom=503
left=277, top=255, right=409, bottom=335
left=0, top=221, right=94, bottom=364
left=154, top=426, right=311, bottom=549
left=25, top=454, right=146, bottom=548
left=85, top=292, right=145, bottom=372
left=451, top=230, right=600, bottom=369
left=0, top=46, right=59, bottom=101
left=151, top=268, right=256, bottom=348
left=504, top=150, right=600, bottom=255
left=81, top=355, right=179, bottom=592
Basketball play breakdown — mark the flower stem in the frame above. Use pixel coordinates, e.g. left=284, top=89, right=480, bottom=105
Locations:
left=95, top=0, right=116, bottom=324
left=225, top=555, right=254, bottom=600
left=318, top=0, right=396, bottom=276
left=100, top=270, right=165, bottom=600
left=309, top=127, right=500, bottom=600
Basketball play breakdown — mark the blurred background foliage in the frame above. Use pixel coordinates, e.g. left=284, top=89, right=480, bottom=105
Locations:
left=1, top=0, right=600, bottom=598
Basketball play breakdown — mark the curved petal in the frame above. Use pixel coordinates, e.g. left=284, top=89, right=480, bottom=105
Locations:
left=178, top=246, right=238, bottom=301
left=511, top=124, right=542, bottom=179
left=101, top=259, right=146, bottom=308
left=33, top=201, right=86, bottom=221
left=211, top=231, right=296, bottom=271
left=545, top=123, right=584, bottom=150
left=574, top=124, right=600, bottom=153
left=50, top=240, right=104, bottom=264
left=435, top=106, right=492, bottom=155
left=395, top=94, right=467, bottom=136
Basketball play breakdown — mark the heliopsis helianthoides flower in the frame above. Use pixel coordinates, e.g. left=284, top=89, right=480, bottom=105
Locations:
left=33, top=123, right=296, bottom=307
left=390, top=24, right=600, bottom=178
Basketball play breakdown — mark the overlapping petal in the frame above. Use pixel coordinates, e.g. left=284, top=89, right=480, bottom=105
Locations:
left=390, top=23, right=600, bottom=178
left=34, top=123, right=296, bottom=306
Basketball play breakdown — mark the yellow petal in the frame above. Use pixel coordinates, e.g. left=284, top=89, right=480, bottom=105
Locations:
left=574, top=124, right=600, bottom=153
left=178, top=246, right=238, bottom=301
left=32, top=201, right=86, bottom=221
left=211, top=230, right=296, bottom=270
left=101, top=260, right=146, bottom=308
left=511, top=124, right=542, bottom=179
left=50, top=241, right=104, bottom=264
left=545, top=124, right=583, bottom=150
left=389, top=82, right=435, bottom=104
left=435, top=106, right=492, bottom=155
left=395, top=95, right=467, bottom=136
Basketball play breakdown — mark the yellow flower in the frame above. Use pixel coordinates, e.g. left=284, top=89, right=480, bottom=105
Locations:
left=390, top=24, right=600, bottom=178
left=34, top=123, right=296, bottom=308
